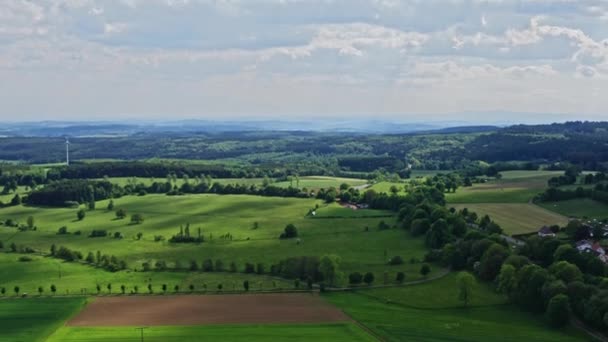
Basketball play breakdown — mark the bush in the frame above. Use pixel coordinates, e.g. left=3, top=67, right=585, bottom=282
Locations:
left=57, top=226, right=68, bottom=235
left=363, top=272, right=375, bottom=285
left=89, top=230, right=108, bottom=238
left=18, top=256, right=33, bottom=262
left=389, top=256, right=404, bottom=265
left=116, top=208, right=127, bottom=219
left=77, top=209, right=86, bottom=221
left=130, top=213, right=144, bottom=224
left=349, top=272, right=363, bottom=285
left=279, top=224, right=298, bottom=239
left=396, top=272, right=405, bottom=283
left=420, top=264, right=431, bottom=277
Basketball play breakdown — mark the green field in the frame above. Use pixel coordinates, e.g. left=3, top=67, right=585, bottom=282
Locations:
left=0, top=298, right=86, bottom=342
left=0, top=193, right=432, bottom=294
left=450, top=203, right=569, bottom=235
left=326, top=274, right=587, bottom=341
left=48, top=323, right=375, bottom=342
left=446, top=171, right=555, bottom=204
left=313, top=202, right=393, bottom=218
left=538, top=198, right=608, bottom=220
left=368, top=182, right=407, bottom=194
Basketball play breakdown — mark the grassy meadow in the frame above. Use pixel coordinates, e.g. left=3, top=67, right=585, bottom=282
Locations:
left=0, top=192, right=435, bottom=296
left=537, top=198, right=608, bottom=220
left=48, top=323, right=375, bottom=342
left=450, top=203, right=569, bottom=235
left=326, top=274, right=588, bottom=342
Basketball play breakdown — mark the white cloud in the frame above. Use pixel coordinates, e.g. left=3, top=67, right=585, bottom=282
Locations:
left=0, top=0, right=608, bottom=121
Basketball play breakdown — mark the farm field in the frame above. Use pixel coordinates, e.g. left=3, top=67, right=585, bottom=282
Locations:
left=446, top=171, right=556, bottom=203
left=273, top=176, right=367, bottom=190
left=49, top=323, right=374, bottom=342
left=0, top=297, right=86, bottom=342
left=326, top=274, right=588, bottom=341
left=450, top=203, right=569, bottom=235
left=313, top=202, right=393, bottom=218
left=537, top=198, right=608, bottom=220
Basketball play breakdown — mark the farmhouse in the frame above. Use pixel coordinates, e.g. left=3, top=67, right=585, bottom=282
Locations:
left=576, top=240, right=608, bottom=263
left=537, top=226, right=556, bottom=238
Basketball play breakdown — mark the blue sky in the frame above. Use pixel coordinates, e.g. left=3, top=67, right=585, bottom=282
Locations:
left=1, top=0, right=608, bottom=123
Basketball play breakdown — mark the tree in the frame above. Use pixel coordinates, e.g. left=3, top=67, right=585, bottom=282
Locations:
left=547, top=294, right=571, bottom=327
left=280, top=224, right=298, bottom=239
left=38, top=286, right=43, bottom=296
left=189, top=284, right=194, bottom=292
left=116, top=208, right=127, bottom=219
left=147, top=284, right=153, bottom=294
left=14, top=286, right=19, bottom=296
left=107, top=283, right=112, bottom=294
left=458, top=272, right=475, bottom=307
left=174, top=285, right=180, bottom=293
left=96, top=284, right=101, bottom=294
left=107, top=200, right=115, bottom=211
left=137, top=232, right=143, bottom=240
left=420, top=264, right=431, bottom=277
left=26, top=216, right=35, bottom=229
left=50, top=285, right=56, bottom=295
left=121, top=285, right=126, bottom=294
left=50, top=244, right=56, bottom=256
left=549, top=261, right=583, bottom=284
left=0, top=287, right=4, bottom=296
left=85, top=252, right=95, bottom=264
left=425, top=219, right=450, bottom=249
left=349, top=272, right=363, bottom=285
left=243, top=280, right=250, bottom=291
left=88, top=200, right=95, bottom=210
left=389, top=256, right=404, bottom=265
left=162, top=284, right=167, bottom=293
left=396, top=272, right=405, bottom=283
left=130, top=213, right=144, bottom=225
left=318, top=255, right=342, bottom=287
left=497, top=264, right=517, bottom=300
left=10, top=194, right=21, bottom=206
left=363, top=272, right=374, bottom=286
left=77, top=209, right=86, bottom=221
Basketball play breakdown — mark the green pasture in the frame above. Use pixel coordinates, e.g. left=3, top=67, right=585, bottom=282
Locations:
left=0, top=297, right=86, bottom=342
left=368, top=182, right=407, bottom=194
left=450, top=203, right=569, bottom=235
left=48, top=323, right=375, bottom=342
left=273, top=176, right=367, bottom=190
left=538, top=199, right=608, bottom=220
left=446, top=171, right=556, bottom=204
left=312, top=202, right=393, bottom=218
left=326, top=274, right=588, bottom=341
left=0, top=193, right=433, bottom=291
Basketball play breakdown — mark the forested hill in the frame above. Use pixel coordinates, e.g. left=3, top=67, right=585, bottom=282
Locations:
left=465, top=121, right=608, bottom=169
left=0, top=121, right=607, bottom=172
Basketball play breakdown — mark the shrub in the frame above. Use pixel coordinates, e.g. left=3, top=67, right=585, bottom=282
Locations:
left=18, top=256, right=33, bottom=262
left=349, top=272, right=363, bottom=284
left=363, top=272, right=375, bottom=285
left=89, top=230, right=108, bottom=238
left=279, top=224, right=298, bottom=239
left=420, top=264, right=431, bottom=277
left=57, top=226, right=68, bottom=235
left=115, top=208, right=127, bottom=219
left=130, top=213, right=144, bottom=224
left=77, top=209, right=86, bottom=221
left=389, top=256, right=404, bottom=265
left=396, top=272, right=405, bottom=283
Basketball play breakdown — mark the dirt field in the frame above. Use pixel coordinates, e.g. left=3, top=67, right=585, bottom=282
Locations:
left=68, top=294, right=350, bottom=327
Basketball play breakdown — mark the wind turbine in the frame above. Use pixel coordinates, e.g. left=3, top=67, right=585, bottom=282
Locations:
left=65, top=138, right=70, bottom=166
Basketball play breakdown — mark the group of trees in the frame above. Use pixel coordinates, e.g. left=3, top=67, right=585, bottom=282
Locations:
left=27, top=179, right=120, bottom=207
left=50, top=244, right=128, bottom=272
left=437, top=220, right=608, bottom=330
left=168, top=224, right=204, bottom=243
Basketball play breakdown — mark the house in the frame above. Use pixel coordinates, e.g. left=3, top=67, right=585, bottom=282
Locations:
left=577, top=240, right=608, bottom=263
left=576, top=240, right=593, bottom=253
left=537, top=226, right=556, bottom=238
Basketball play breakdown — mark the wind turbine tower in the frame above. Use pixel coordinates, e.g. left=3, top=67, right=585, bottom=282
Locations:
left=65, top=138, right=70, bottom=166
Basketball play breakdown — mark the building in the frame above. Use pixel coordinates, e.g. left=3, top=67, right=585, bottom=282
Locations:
left=537, top=226, right=556, bottom=238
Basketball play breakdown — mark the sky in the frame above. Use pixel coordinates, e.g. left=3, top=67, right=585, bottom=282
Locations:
left=1, top=0, right=608, bottom=124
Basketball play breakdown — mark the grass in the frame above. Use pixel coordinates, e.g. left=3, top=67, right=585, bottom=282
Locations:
left=326, top=274, right=588, bottom=341
left=0, top=193, right=432, bottom=293
left=0, top=297, right=86, bottom=342
left=312, top=203, right=393, bottom=218
left=446, top=171, right=556, bottom=204
left=368, top=182, right=407, bottom=194
left=450, top=203, right=569, bottom=235
left=537, top=198, right=608, bottom=220
left=48, top=323, right=375, bottom=342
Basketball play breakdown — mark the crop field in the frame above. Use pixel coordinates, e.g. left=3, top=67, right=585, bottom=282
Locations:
left=0, top=193, right=434, bottom=295
left=326, top=274, right=587, bottom=341
left=446, top=171, right=556, bottom=204
left=450, top=203, right=569, bottom=235
left=538, top=198, right=608, bottom=220
left=0, top=297, right=86, bottom=342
